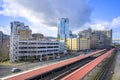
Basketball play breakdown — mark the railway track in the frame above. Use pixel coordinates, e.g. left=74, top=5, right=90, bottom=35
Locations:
left=27, top=51, right=106, bottom=80
left=95, top=52, right=116, bottom=80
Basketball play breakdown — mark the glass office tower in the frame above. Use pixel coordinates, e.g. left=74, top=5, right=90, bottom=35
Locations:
left=57, top=18, right=69, bottom=42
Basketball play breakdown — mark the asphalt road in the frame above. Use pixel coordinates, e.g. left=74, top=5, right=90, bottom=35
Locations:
left=0, top=65, right=13, bottom=77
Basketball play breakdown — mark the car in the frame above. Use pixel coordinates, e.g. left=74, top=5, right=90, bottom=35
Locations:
left=11, top=68, right=21, bottom=73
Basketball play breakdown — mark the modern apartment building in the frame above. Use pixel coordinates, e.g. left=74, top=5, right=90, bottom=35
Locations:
left=10, top=21, right=59, bottom=62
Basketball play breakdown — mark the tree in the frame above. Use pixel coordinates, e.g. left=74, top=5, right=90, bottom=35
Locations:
left=0, top=45, right=9, bottom=62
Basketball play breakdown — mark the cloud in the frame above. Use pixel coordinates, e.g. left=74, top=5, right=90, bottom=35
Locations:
left=0, top=25, right=10, bottom=35
left=72, top=16, right=120, bottom=35
left=90, top=21, right=109, bottom=30
left=1, top=0, right=120, bottom=38
left=89, top=16, right=120, bottom=30
left=0, top=0, right=92, bottom=36
left=111, top=16, right=120, bottom=28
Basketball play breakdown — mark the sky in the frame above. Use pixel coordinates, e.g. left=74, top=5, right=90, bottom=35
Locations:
left=0, top=0, right=120, bottom=38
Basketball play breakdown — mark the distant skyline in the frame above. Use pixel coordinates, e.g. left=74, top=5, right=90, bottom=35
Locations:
left=0, top=0, right=120, bottom=38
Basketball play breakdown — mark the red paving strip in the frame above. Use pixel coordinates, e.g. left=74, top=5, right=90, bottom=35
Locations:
left=5, top=49, right=105, bottom=80
left=61, top=49, right=114, bottom=80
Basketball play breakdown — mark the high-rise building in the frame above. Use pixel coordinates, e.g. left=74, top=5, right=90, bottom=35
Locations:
left=0, top=31, right=3, bottom=46
left=10, top=21, right=32, bottom=40
left=57, top=18, right=69, bottom=41
left=57, top=18, right=69, bottom=54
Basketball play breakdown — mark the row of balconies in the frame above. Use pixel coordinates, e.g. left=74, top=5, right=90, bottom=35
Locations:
left=18, top=48, right=59, bottom=51
left=18, top=45, right=59, bottom=47
left=19, top=42, right=59, bottom=45
left=18, top=46, right=59, bottom=49
left=18, top=51, right=59, bottom=56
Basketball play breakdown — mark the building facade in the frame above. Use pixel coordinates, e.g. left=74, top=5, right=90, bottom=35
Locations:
left=67, top=38, right=90, bottom=51
left=57, top=18, right=69, bottom=41
left=57, top=18, right=69, bottom=53
left=59, top=40, right=66, bottom=53
left=16, top=40, right=59, bottom=61
left=90, top=33, right=99, bottom=49
left=10, top=21, right=59, bottom=62
left=32, top=33, right=44, bottom=40
left=67, top=38, right=78, bottom=51
left=19, top=29, right=32, bottom=40
left=90, top=29, right=112, bottom=49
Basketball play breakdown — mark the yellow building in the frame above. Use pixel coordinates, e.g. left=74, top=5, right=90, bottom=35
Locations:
left=67, top=38, right=78, bottom=51
left=67, top=38, right=90, bottom=51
